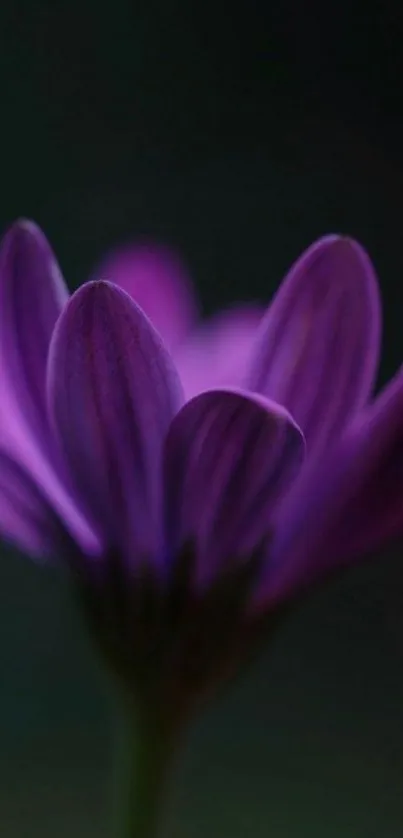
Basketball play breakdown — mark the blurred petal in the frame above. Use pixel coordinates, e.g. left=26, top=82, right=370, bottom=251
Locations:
left=246, top=236, right=381, bottom=453
left=92, top=243, right=198, bottom=350
left=0, top=448, right=71, bottom=560
left=0, top=219, right=68, bottom=442
left=48, top=281, right=184, bottom=567
left=0, top=221, right=97, bottom=554
left=164, top=388, right=305, bottom=587
left=175, top=306, right=263, bottom=399
left=257, top=369, right=403, bottom=608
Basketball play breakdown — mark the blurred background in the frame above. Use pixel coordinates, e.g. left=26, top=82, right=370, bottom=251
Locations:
left=1, top=0, right=403, bottom=835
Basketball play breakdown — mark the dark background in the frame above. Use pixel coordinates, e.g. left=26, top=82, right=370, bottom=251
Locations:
left=2, top=1, right=403, bottom=835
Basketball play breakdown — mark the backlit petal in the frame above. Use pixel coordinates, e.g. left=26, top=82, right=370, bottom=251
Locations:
left=0, top=219, right=68, bottom=444
left=48, top=281, right=184, bottom=568
left=246, top=236, right=381, bottom=453
left=175, top=306, right=263, bottom=399
left=0, top=448, right=71, bottom=560
left=92, top=243, right=198, bottom=349
left=257, top=369, right=403, bottom=608
left=164, top=388, right=305, bottom=588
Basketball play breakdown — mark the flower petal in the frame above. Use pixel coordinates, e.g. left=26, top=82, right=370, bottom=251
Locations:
left=91, top=243, right=198, bottom=350
left=174, top=306, right=263, bottom=399
left=0, top=448, right=71, bottom=560
left=0, top=221, right=105, bottom=560
left=257, top=369, right=403, bottom=608
left=48, top=280, right=184, bottom=568
left=163, top=388, right=305, bottom=588
left=0, top=219, right=69, bottom=443
left=246, top=236, right=381, bottom=453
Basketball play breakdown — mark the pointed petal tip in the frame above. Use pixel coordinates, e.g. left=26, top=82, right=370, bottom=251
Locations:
left=67, top=277, right=157, bottom=320
left=68, top=279, right=189, bottom=362
left=3, top=218, right=48, bottom=247
left=304, top=233, right=368, bottom=258
left=91, top=241, right=198, bottom=349
left=311, top=234, right=378, bottom=274
left=71, top=277, right=115, bottom=295
left=222, top=387, right=306, bottom=445
left=313, top=233, right=342, bottom=246
left=275, top=233, right=380, bottom=293
left=13, top=217, right=42, bottom=233
left=0, top=219, right=64, bottom=276
left=327, top=235, right=382, bottom=329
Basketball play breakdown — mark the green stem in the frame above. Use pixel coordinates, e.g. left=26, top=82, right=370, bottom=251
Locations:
left=115, top=702, right=179, bottom=838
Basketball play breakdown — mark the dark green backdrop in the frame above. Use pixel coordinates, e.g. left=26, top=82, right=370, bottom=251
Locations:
left=1, top=2, right=403, bottom=835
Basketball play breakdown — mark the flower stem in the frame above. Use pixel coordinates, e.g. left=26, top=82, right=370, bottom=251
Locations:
left=115, top=702, right=178, bottom=838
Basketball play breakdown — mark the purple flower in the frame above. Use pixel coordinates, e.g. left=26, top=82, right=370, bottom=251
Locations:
left=91, top=239, right=264, bottom=399
left=0, top=219, right=401, bottom=711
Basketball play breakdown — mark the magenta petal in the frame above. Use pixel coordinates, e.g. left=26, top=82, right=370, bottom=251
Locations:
left=0, top=448, right=71, bottom=560
left=175, top=306, right=263, bottom=399
left=164, top=388, right=305, bottom=587
left=48, top=281, right=184, bottom=567
left=246, top=236, right=381, bottom=453
left=0, top=219, right=68, bottom=443
left=92, top=243, right=198, bottom=350
left=257, top=369, right=403, bottom=608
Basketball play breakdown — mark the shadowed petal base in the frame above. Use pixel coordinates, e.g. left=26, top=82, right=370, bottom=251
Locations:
left=74, top=543, right=281, bottom=722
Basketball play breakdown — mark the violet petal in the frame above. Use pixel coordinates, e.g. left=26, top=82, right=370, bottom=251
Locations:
left=175, top=305, right=263, bottom=399
left=0, top=219, right=68, bottom=444
left=91, top=242, right=198, bottom=350
left=246, top=236, right=381, bottom=453
left=0, top=448, right=72, bottom=560
left=257, top=369, right=403, bottom=609
left=48, top=280, right=184, bottom=568
left=164, top=388, right=305, bottom=588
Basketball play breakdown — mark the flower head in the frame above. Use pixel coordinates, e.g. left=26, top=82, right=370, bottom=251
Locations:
left=0, top=219, right=401, bottom=716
